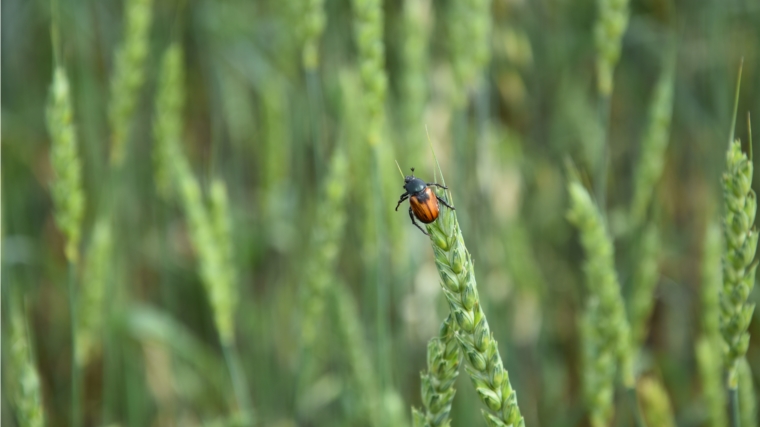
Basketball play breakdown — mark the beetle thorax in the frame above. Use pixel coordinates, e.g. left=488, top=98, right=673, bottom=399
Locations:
left=404, top=177, right=427, bottom=194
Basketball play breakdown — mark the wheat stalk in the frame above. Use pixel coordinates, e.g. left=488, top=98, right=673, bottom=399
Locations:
left=738, top=357, right=757, bottom=427
left=630, top=61, right=675, bottom=226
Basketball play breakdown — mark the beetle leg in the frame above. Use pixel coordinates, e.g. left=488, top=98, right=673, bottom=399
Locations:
left=395, top=193, right=409, bottom=211
left=427, top=183, right=448, bottom=190
left=409, top=207, right=429, bottom=235
left=437, top=196, right=455, bottom=210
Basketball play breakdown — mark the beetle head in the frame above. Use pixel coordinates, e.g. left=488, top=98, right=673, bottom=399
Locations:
left=403, top=167, right=416, bottom=184
left=403, top=168, right=426, bottom=193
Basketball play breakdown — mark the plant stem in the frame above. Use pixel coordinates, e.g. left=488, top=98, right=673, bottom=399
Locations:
left=69, top=262, right=82, bottom=427
left=595, top=93, right=611, bottom=213
left=223, top=342, right=252, bottom=423
left=306, top=69, right=324, bottom=180
left=729, top=385, right=740, bottom=427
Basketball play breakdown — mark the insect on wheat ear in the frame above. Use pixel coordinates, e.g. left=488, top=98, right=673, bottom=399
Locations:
left=394, top=167, right=454, bottom=235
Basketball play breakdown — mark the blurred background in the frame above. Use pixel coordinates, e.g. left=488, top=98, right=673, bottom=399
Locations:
left=3, top=0, right=760, bottom=426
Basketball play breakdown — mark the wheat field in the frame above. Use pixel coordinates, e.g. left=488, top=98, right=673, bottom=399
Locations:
left=3, top=0, right=760, bottom=426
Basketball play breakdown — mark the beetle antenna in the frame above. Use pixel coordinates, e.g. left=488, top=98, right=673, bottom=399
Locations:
left=394, top=159, right=405, bottom=178
left=411, top=167, right=415, bottom=176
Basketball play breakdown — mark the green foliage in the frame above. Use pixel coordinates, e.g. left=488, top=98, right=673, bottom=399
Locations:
left=332, top=281, right=408, bottom=427
left=300, top=146, right=349, bottom=357
left=7, top=1, right=760, bottom=425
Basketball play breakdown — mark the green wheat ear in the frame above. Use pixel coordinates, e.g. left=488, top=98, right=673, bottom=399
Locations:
left=154, top=43, right=238, bottom=347
left=76, top=218, right=113, bottom=367
left=629, top=223, right=660, bottom=348
left=108, top=0, right=153, bottom=167
left=594, top=0, right=630, bottom=96
left=299, top=0, right=326, bottom=69
left=422, top=147, right=525, bottom=427
left=413, top=315, right=462, bottom=427
left=720, top=139, right=757, bottom=387
left=446, top=0, right=491, bottom=106
left=630, top=60, right=675, bottom=226
left=697, top=220, right=728, bottom=427
left=567, top=176, right=633, bottom=427
left=351, top=0, right=388, bottom=147
left=7, top=302, right=45, bottom=427
left=46, top=67, right=85, bottom=265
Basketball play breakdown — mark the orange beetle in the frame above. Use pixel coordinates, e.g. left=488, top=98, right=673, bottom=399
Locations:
left=395, top=168, right=454, bottom=235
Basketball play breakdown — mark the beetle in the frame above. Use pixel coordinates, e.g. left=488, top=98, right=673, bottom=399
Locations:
left=395, top=167, right=454, bottom=235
